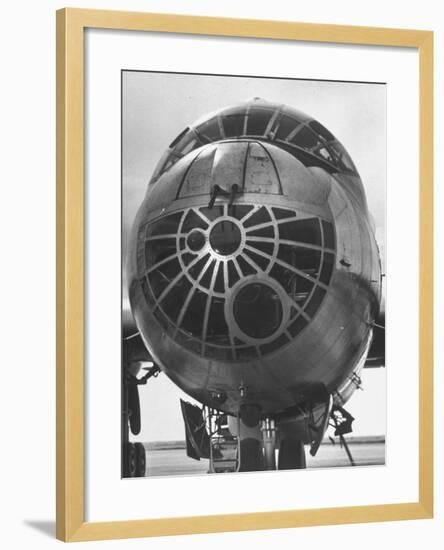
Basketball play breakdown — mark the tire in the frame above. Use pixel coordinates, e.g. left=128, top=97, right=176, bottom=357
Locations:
left=239, top=438, right=264, bottom=472
left=134, top=442, right=146, bottom=477
left=278, top=438, right=306, bottom=470
left=127, top=385, right=141, bottom=435
left=123, top=442, right=137, bottom=477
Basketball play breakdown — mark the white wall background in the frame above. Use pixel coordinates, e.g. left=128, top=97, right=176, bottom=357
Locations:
left=0, top=1, right=441, bottom=549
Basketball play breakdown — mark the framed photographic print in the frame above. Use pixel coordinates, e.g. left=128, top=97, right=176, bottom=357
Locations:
left=56, top=8, right=434, bottom=542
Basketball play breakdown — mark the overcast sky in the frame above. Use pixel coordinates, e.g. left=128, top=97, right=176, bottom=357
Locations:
left=122, top=71, right=386, bottom=441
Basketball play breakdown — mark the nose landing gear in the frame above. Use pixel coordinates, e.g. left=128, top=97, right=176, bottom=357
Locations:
left=278, top=438, right=306, bottom=470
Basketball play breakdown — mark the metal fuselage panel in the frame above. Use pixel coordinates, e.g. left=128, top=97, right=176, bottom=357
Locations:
left=127, top=140, right=381, bottom=416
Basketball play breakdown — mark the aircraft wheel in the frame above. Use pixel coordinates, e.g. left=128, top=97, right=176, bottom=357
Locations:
left=239, top=438, right=264, bottom=472
left=123, top=442, right=137, bottom=477
left=134, top=442, right=146, bottom=477
left=278, top=438, right=306, bottom=470
left=128, top=385, right=141, bottom=435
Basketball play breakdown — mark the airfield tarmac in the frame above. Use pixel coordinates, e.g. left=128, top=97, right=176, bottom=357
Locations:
left=141, top=437, right=385, bottom=477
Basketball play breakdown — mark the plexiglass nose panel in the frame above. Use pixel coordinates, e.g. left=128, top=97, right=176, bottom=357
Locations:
left=137, top=204, right=336, bottom=362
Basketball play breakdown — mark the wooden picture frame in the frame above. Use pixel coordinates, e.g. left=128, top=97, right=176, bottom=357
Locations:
left=56, top=7, right=433, bottom=542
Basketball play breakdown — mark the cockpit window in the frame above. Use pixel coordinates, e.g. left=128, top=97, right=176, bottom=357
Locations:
left=177, top=134, right=200, bottom=157
left=169, top=127, right=189, bottom=148
left=275, top=114, right=300, bottom=141
left=309, top=120, right=335, bottom=141
left=288, top=125, right=319, bottom=149
left=246, top=108, right=273, bottom=135
left=151, top=100, right=358, bottom=182
left=196, top=118, right=222, bottom=142
left=223, top=114, right=246, bottom=138
left=316, top=146, right=335, bottom=163
left=328, top=141, right=357, bottom=172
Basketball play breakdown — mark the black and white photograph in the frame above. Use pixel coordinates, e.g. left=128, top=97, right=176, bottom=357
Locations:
left=121, top=70, right=386, bottom=479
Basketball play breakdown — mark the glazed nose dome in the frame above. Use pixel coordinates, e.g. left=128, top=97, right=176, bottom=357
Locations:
left=138, top=201, right=336, bottom=362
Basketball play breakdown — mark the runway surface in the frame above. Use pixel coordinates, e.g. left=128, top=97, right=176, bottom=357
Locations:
left=141, top=438, right=385, bottom=477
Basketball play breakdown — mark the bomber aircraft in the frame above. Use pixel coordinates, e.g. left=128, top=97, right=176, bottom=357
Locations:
left=122, top=99, right=385, bottom=477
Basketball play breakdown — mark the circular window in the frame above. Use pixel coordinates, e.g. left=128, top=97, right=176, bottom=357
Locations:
left=187, top=230, right=206, bottom=251
left=233, top=283, right=283, bottom=339
left=209, top=220, right=241, bottom=256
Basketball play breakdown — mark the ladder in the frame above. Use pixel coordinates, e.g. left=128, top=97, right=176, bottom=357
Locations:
left=208, top=411, right=241, bottom=473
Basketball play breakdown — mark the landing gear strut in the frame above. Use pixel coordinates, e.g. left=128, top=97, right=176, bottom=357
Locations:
left=121, top=361, right=160, bottom=478
left=181, top=402, right=310, bottom=473
left=278, top=438, right=306, bottom=470
left=261, top=418, right=276, bottom=470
